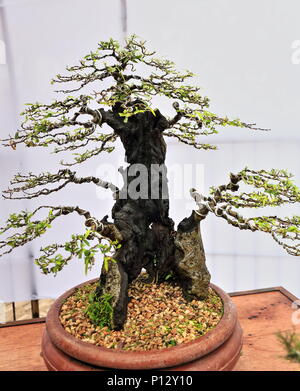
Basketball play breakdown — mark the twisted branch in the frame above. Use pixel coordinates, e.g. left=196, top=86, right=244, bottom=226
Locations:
left=189, top=168, right=300, bottom=256
left=3, top=169, right=119, bottom=200
left=0, top=205, right=122, bottom=257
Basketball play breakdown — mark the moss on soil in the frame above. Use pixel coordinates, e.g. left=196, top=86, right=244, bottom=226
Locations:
left=277, top=330, right=300, bottom=363
left=59, top=274, right=223, bottom=351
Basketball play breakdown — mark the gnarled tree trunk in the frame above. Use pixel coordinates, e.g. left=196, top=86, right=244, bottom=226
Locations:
left=96, top=108, right=210, bottom=329
left=174, top=211, right=211, bottom=300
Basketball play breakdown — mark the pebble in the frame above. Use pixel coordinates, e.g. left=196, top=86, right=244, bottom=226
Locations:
left=60, top=276, right=223, bottom=351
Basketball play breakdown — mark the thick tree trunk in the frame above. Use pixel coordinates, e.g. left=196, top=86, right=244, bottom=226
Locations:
left=95, top=258, right=129, bottom=330
left=95, top=108, right=210, bottom=329
left=174, top=211, right=211, bottom=299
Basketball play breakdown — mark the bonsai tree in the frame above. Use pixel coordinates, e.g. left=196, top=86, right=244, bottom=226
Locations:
left=1, top=36, right=299, bottom=330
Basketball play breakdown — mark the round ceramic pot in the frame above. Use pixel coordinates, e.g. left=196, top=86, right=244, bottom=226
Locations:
left=41, top=278, right=243, bottom=371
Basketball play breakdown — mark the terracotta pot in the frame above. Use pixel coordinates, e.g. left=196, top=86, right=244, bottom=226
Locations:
left=41, top=279, right=243, bottom=371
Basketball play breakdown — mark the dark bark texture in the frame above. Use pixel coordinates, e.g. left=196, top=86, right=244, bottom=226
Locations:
left=174, top=211, right=211, bottom=299
left=96, top=106, right=210, bottom=329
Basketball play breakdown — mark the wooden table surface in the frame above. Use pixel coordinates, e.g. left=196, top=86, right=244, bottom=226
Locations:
left=0, top=287, right=299, bottom=371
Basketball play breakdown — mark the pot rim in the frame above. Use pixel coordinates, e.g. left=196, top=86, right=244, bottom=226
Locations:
left=46, top=278, right=237, bottom=370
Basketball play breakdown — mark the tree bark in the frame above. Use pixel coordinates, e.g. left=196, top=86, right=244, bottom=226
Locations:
left=96, top=107, right=210, bottom=329
left=174, top=211, right=211, bottom=299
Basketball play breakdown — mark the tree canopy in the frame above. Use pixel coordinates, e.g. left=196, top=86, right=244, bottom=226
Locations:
left=0, top=35, right=299, bottom=280
left=2, top=35, right=266, bottom=166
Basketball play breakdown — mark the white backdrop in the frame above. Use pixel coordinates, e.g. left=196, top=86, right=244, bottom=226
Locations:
left=0, top=0, right=299, bottom=302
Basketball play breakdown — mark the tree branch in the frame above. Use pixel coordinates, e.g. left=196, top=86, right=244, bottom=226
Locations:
left=1, top=36, right=269, bottom=160
left=0, top=205, right=122, bottom=257
left=189, top=168, right=300, bottom=256
left=210, top=168, right=300, bottom=208
left=3, top=169, right=119, bottom=200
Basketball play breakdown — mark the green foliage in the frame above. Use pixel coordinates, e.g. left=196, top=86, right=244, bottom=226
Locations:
left=1, top=37, right=298, bottom=283
left=0, top=205, right=122, bottom=275
left=1, top=35, right=265, bottom=164
left=0, top=208, right=55, bottom=256
left=165, top=339, right=177, bottom=347
left=0, top=210, right=34, bottom=233
left=192, top=321, right=204, bottom=333
left=85, top=292, right=113, bottom=328
left=62, top=140, right=116, bottom=166
left=35, top=234, right=121, bottom=276
left=164, top=271, right=175, bottom=281
left=206, top=168, right=300, bottom=256
left=214, top=168, right=300, bottom=209
left=277, top=331, right=300, bottom=363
